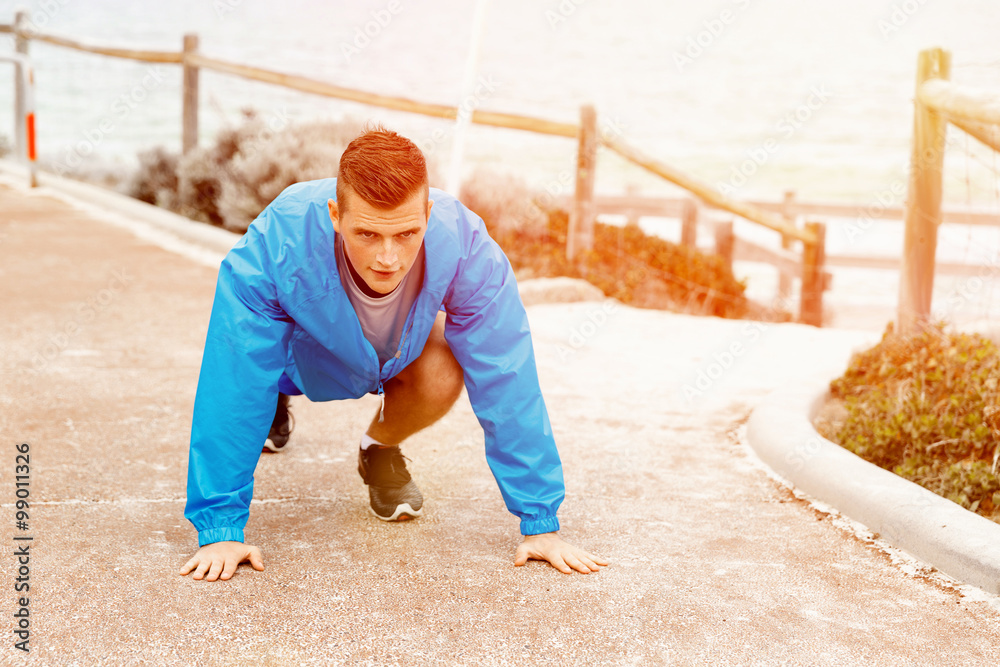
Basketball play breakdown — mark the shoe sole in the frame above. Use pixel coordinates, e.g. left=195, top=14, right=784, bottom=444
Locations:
left=369, top=503, right=423, bottom=522
left=262, top=437, right=287, bottom=453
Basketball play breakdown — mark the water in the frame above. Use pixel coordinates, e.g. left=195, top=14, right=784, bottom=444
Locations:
left=1, top=0, right=999, bottom=324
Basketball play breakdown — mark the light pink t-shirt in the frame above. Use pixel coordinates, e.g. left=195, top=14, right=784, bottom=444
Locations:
left=335, top=235, right=425, bottom=368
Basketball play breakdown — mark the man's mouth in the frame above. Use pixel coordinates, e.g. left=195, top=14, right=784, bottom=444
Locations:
left=371, top=269, right=397, bottom=279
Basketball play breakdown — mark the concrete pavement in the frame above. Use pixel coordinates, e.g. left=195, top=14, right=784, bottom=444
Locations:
left=2, top=178, right=1000, bottom=666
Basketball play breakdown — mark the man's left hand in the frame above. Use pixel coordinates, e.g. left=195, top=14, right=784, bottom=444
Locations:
left=514, top=532, right=609, bottom=574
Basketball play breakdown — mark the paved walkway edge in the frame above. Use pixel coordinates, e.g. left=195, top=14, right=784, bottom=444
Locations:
left=747, top=375, right=1000, bottom=594
left=0, top=159, right=240, bottom=255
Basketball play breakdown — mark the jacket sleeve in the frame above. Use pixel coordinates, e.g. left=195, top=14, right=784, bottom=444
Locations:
left=184, top=222, right=293, bottom=547
left=443, top=209, right=564, bottom=536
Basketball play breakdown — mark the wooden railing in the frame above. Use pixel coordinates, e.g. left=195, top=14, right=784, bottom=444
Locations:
left=897, top=48, right=1000, bottom=333
left=2, top=11, right=837, bottom=324
left=564, top=191, right=997, bottom=294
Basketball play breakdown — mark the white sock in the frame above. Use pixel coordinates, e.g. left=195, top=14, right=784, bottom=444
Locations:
left=360, top=434, right=386, bottom=450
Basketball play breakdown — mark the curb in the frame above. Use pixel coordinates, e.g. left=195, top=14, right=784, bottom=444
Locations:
left=747, top=374, right=1000, bottom=594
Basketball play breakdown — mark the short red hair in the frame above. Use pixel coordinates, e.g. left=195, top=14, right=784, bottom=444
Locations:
left=337, top=124, right=428, bottom=212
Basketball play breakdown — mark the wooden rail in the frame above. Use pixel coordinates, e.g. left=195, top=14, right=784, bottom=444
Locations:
left=4, top=13, right=832, bottom=325
left=184, top=52, right=579, bottom=138
left=919, top=79, right=1000, bottom=126
left=601, top=135, right=815, bottom=245
left=567, top=193, right=1000, bottom=228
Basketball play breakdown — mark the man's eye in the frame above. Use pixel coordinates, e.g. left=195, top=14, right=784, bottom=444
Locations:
left=399, top=231, right=415, bottom=238
left=360, top=231, right=377, bottom=239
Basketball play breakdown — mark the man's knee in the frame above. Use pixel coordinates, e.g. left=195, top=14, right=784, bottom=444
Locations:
left=419, top=331, right=464, bottom=402
left=395, top=316, right=463, bottom=401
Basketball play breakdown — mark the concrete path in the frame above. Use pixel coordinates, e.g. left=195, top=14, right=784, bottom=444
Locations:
left=3, top=180, right=1000, bottom=666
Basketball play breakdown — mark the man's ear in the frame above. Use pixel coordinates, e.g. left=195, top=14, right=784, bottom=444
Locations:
left=426, top=199, right=434, bottom=222
left=328, top=198, right=341, bottom=234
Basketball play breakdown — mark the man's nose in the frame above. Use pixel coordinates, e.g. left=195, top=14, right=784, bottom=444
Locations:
left=376, top=241, right=398, bottom=266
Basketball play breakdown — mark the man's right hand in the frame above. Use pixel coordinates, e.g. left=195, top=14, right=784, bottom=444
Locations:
left=179, top=541, right=264, bottom=581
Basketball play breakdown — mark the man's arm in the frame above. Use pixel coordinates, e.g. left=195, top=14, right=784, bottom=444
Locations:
left=441, top=204, right=607, bottom=573
left=181, top=221, right=292, bottom=578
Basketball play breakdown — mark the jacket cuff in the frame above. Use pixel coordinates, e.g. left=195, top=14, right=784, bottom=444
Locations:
left=519, top=516, right=560, bottom=536
left=198, top=527, right=246, bottom=547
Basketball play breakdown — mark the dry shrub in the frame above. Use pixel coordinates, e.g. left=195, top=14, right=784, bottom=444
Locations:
left=820, top=322, right=1000, bottom=521
left=130, top=146, right=178, bottom=209
left=461, top=169, right=749, bottom=318
left=214, top=118, right=363, bottom=232
left=129, top=113, right=364, bottom=232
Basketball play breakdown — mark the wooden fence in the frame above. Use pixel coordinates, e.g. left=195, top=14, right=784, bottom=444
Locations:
left=895, top=48, right=1000, bottom=333
left=3, top=11, right=851, bottom=325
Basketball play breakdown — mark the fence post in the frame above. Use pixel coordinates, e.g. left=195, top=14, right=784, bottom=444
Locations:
left=624, top=183, right=640, bottom=228
left=898, top=48, right=951, bottom=334
left=566, top=104, right=597, bottom=265
left=778, top=189, right=796, bottom=306
left=800, top=220, right=826, bottom=327
left=714, top=218, right=734, bottom=270
left=13, top=9, right=29, bottom=162
left=182, top=33, right=200, bottom=154
left=681, top=197, right=698, bottom=247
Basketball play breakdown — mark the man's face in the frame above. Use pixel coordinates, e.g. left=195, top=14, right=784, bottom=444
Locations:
left=328, top=186, right=433, bottom=295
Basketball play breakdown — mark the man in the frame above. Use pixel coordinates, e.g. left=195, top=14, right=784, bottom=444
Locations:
left=180, top=126, right=607, bottom=581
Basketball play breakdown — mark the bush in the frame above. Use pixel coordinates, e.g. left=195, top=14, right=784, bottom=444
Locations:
left=129, top=113, right=363, bottom=232
left=213, top=118, right=361, bottom=232
left=0, top=134, right=11, bottom=159
left=129, top=146, right=179, bottom=209
left=461, top=170, right=749, bottom=318
left=818, top=322, right=1000, bottom=521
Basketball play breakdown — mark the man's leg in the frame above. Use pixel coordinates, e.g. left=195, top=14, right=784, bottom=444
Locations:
left=366, top=311, right=464, bottom=445
left=358, top=311, right=464, bottom=521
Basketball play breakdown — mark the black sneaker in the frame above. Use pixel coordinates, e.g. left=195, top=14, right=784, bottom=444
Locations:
left=262, top=393, right=293, bottom=453
left=357, top=445, right=424, bottom=521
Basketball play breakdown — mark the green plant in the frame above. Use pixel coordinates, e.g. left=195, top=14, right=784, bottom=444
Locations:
left=821, top=322, right=1000, bottom=521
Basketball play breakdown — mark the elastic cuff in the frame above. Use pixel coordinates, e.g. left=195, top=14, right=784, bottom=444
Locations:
left=519, top=515, right=560, bottom=536
left=198, top=527, right=246, bottom=547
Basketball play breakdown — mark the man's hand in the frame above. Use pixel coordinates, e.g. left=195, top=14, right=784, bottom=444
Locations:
left=179, top=541, right=264, bottom=581
left=514, top=532, right=609, bottom=574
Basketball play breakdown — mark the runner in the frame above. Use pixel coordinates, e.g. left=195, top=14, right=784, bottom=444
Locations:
left=180, top=126, right=607, bottom=581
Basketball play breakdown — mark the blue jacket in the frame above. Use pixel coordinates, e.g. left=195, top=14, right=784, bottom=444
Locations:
left=185, top=178, right=564, bottom=546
